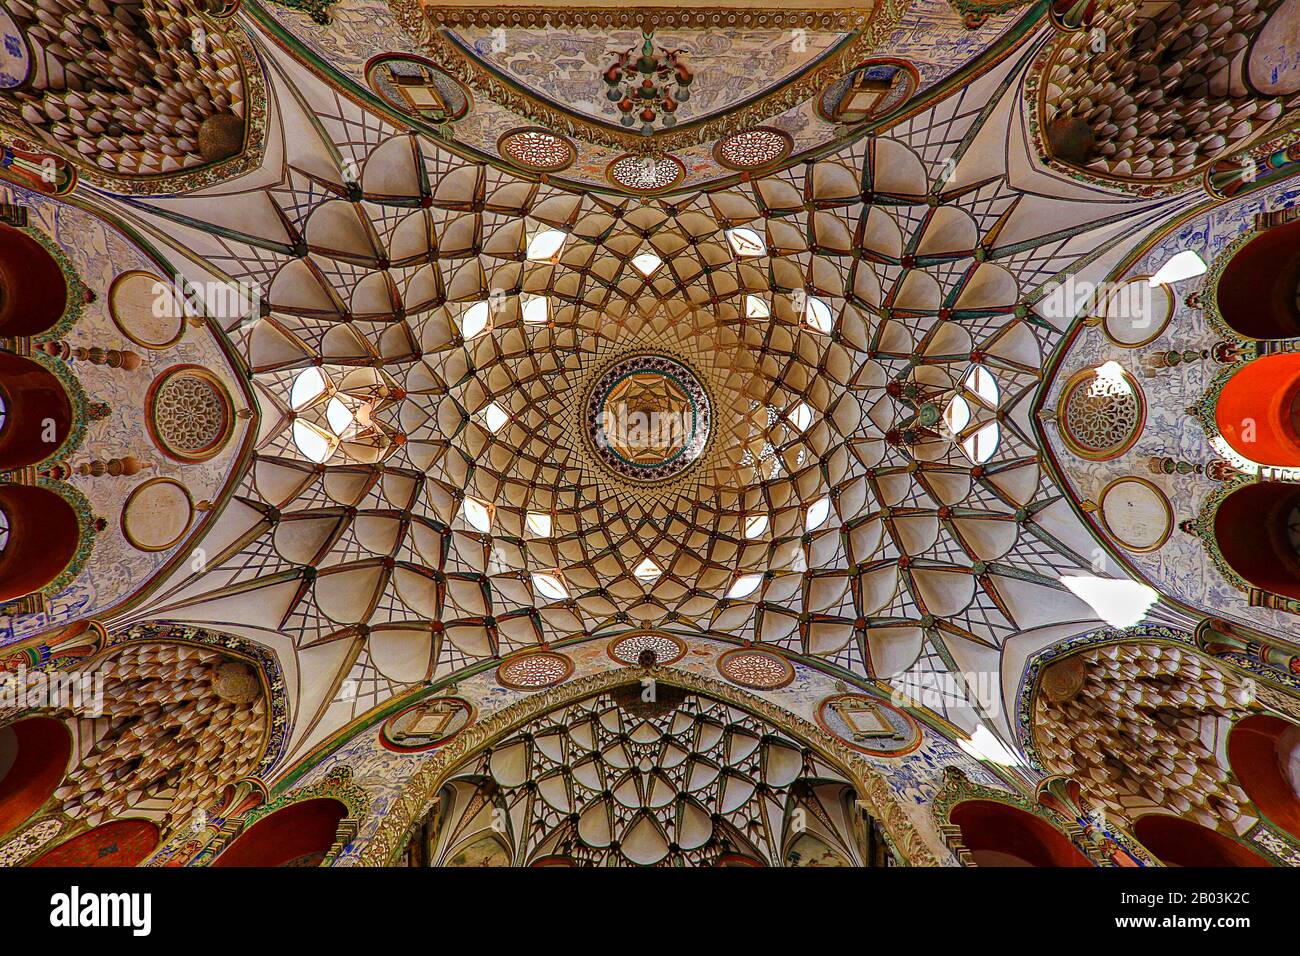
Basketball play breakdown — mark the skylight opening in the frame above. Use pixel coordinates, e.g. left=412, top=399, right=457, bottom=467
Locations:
left=1060, top=574, right=1158, bottom=628
left=461, top=300, right=491, bottom=340
left=943, top=395, right=971, bottom=434
left=480, top=402, right=509, bottom=434
left=744, top=294, right=771, bottom=319
left=1148, top=250, right=1207, bottom=287
left=964, top=365, right=999, bottom=407
left=958, top=726, right=1023, bottom=767
left=633, top=557, right=662, bottom=582
left=292, top=420, right=337, bottom=464
left=804, top=295, right=833, bottom=334
left=461, top=496, right=493, bottom=533
left=290, top=366, right=330, bottom=411
left=526, top=228, right=566, bottom=262
left=791, top=401, right=814, bottom=432
left=525, top=511, right=553, bottom=537
left=631, top=252, right=663, bottom=277
left=1094, top=360, right=1129, bottom=386
left=727, top=573, right=763, bottom=599
left=325, top=396, right=355, bottom=436
left=805, top=496, right=832, bottom=531
left=744, top=515, right=770, bottom=539
left=532, top=571, right=569, bottom=600
left=725, top=226, right=766, bottom=258
left=960, top=421, right=1000, bottom=464
left=521, top=293, right=550, bottom=324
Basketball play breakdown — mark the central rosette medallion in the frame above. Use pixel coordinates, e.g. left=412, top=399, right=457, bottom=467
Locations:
left=585, top=354, right=712, bottom=482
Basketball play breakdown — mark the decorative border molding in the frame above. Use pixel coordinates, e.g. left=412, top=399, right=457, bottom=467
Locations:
left=0, top=812, right=72, bottom=867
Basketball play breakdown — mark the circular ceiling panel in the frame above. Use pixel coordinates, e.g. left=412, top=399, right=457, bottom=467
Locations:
left=585, top=354, right=712, bottom=483
left=145, top=365, right=235, bottom=464
left=108, top=271, right=187, bottom=350
left=606, top=153, right=685, bottom=192
left=120, top=478, right=193, bottom=552
left=497, top=650, right=575, bottom=689
left=1098, top=477, right=1174, bottom=552
left=498, top=126, right=576, bottom=173
left=714, top=127, right=793, bottom=171
left=717, top=647, right=795, bottom=690
left=1057, top=365, right=1146, bottom=461
left=607, top=632, right=688, bottom=667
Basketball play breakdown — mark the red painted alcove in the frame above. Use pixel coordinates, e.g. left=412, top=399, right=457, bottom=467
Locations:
left=1215, top=355, right=1300, bottom=467
left=1228, top=714, right=1300, bottom=841
left=1213, top=482, right=1300, bottom=602
left=0, top=352, right=73, bottom=470
left=1134, top=814, right=1272, bottom=867
left=31, top=819, right=161, bottom=867
left=0, top=485, right=80, bottom=603
left=1216, top=221, right=1300, bottom=339
left=0, top=224, right=67, bottom=338
left=0, top=717, right=71, bottom=836
left=950, top=799, right=1092, bottom=867
left=211, top=798, right=347, bottom=867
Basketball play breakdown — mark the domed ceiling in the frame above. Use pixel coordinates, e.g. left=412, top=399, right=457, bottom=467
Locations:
left=6, top=0, right=1300, bottom=868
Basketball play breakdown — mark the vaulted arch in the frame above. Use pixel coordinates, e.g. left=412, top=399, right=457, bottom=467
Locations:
left=0, top=716, right=72, bottom=837
left=1214, top=482, right=1300, bottom=602
left=211, top=798, right=348, bottom=868
left=1216, top=223, right=1300, bottom=339
left=1228, top=714, right=1300, bottom=842
left=0, top=485, right=80, bottom=603
left=1215, top=355, right=1300, bottom=467
left=0, top=353, right=73, bottom=470
left=1133, top=815, right=1273, bottom=868
left=949, top=800, right=1091, bottom=867
left=0, top=225, right=67, bottom=337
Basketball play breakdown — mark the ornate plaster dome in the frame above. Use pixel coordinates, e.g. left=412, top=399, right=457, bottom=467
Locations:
left=7, top=0, right=1300, bottom=878
left=89, top=24, right=1202, bottom=762
left=111, top=69, right=1138, bottom=748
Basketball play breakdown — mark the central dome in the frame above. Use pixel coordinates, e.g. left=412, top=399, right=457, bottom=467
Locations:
left=585, top=354, right=711, bottom=482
